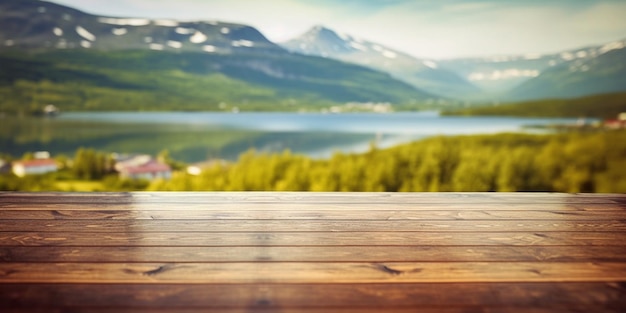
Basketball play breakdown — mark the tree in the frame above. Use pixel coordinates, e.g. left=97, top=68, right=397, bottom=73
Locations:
left=72, top=148, right=111, bottom=180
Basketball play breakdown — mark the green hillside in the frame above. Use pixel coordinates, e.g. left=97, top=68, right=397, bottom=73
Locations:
left=443, top=92, right=626, bottom=119
left=0, top=50, right=429, bottom=115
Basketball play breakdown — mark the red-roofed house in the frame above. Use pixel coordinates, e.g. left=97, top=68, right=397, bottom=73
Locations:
left=117, top=159, right=172, bottom=180
left=12, top=159, right=58, bottom=177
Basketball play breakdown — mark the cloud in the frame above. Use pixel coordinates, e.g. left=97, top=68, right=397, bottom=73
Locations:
left=442, top=2, right=499, bottom=12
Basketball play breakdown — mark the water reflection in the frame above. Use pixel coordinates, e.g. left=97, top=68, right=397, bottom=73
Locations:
left=1, top=111, right=587, bottom=163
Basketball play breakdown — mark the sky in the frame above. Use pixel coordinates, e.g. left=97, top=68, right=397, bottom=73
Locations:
left=47, top=0, right=626, bottom=59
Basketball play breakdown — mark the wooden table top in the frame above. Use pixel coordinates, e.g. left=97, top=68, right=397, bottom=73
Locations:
left=1, top=192, right=625, bottom=312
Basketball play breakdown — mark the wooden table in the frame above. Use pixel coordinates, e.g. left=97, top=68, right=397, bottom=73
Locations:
left=1, top=192, right=625, bottom=312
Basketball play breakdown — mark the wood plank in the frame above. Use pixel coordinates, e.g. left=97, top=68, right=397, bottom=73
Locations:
left=2, top=191, right=624, bottom=204
left=1, top=262, right=625, bottom=283
left=3, top=246, right=626, bottom=262
left=1, top=283, right=624, bottom=310
left=4, top=309, right=624, bottom=313
left=2, top=219, right=625, bottom=232
left=1, top=192, right=625, bottom=311
left=2, top=231, right=625, bottom=246
left=2, top=208, right=625, bottom=220
left=3, top=202, right=625, bottom=211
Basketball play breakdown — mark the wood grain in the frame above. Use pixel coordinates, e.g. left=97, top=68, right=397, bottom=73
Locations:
left=1, top=283, right=624, bottom=310
left=0, top=192, right=625, bottom=312
left=3, top=246, right=626, bottom=262
left=1, top=231, right=625, bottom=246
left=2, top=191, right=625, bottom=204
left=2, top=219, right=626, bottom=233
left=1, top=262, right=626, bottom=283
left=2, top=208, right=626, bottom=219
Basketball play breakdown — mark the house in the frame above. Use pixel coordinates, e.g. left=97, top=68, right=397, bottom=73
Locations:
left=605, top=119, right=626, bottom=129
left=114, top=154, right=171, bottom=180
left=118, top=160, right=172, bottom=180
left=12, top=159, right=58, bottom=177
left=0, top=159, right=11, bottom=174
left=605, top=112, right=626, bottom=129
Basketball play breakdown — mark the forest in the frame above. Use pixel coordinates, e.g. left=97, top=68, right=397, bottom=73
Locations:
left=444, top=91, right=626, bottom=119
left=3, top=130, right=625, bottom=193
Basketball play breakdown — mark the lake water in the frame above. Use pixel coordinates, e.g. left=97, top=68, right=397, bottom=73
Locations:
left=2, top=111, right=582, bottom=162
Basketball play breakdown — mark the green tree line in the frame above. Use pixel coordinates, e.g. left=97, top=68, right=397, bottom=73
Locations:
left=148, top=130, right=626, bottom=193
left=443, top=91, right=626, bottom=119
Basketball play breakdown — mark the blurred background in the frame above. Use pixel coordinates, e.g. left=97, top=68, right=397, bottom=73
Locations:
left=1, top=0, right=625, bottom=192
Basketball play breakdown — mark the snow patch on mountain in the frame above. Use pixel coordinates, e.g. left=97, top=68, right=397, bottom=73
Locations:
left=423, top=60, right=438, bottom=69
left=599, top=41, right=624, bottom=54
left=468, top=69, right=540, bottom=81
left=382, top=50, right=397, bottom=59
left=523, top=53, right=542, bottom=60
left=98, top=17, right=150, bottom=26
left=349, top=41, right=367, bottom=51
left=167, top=40, right=182, bottom=49
left=560, top=52, right=575, bottom=61
left=154, top=19, right=179, bottom=27
left=175, top=27, right=194, bottom=35
left=76, top=26, right=95, bottom=41
left=149, top=43, right=164, bottom=50
left=337, top=32, right=350, bottom=41
left=190, top=31, right=208, bottom=44
left=232, top=40, right=254, bottom=47
left=112, top=28, right=127, bottom=36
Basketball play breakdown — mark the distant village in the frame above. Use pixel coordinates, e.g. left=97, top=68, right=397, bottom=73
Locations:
left=2, top=151, right=172, bottom=181
left=1, top=149, right=230, bottom=183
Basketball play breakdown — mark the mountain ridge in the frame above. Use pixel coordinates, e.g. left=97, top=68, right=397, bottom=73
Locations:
left=0, top=0, right=283, bottom=54
left=1, top=0, right=626, bottom=107
left=506, top=44, right=626, bottom=101
left=0, top=0, right=436, bottom=114
left=281, top=25, right=482, bottom=99
left=439, top=38, right=626, bottom=97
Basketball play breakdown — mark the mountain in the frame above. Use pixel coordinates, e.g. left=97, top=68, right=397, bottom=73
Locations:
left=281, top=26, right=480, bottom=99
left=438, top=39, right=626, bottom=97
left=0, top=0, right=433, bottom=114
left=507, top=41, right=626, bottom=101
left=0, top=0, right=282, bottom=54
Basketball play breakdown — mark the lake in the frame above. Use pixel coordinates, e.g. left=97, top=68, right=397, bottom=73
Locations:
left=1, top=111, right=582, bottom=162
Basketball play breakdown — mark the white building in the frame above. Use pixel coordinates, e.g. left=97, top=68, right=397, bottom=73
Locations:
left=12, top=159, right=58, bottom=177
